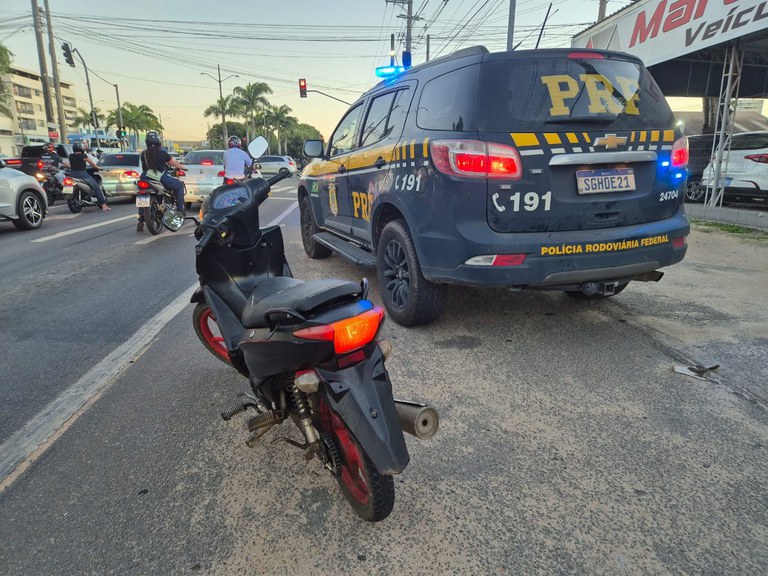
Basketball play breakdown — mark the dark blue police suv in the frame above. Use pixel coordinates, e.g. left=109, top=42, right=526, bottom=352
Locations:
left=298, top=46, right=689, bottom=326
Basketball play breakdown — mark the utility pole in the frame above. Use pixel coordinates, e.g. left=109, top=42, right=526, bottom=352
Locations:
left=426, top=35, right=430, bottom=61
left=507, top=0, right=516, bottom=51
left=42, top=0, right=66, bottom=143
left=598, top=0, right=608, bottom=21
left=201, top=64, right=238, bottom=145
left=31, top=0, right=55, bottom=129
left=72, top=47, right=100, bottom=150
left=114, top=84, right=124, bottom=151
left=387, top=0, right=421, bottom=59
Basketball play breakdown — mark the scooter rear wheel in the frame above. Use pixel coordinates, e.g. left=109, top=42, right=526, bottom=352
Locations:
left=67, top=196, right=82, bottom=213
left=143, top=197, right=163, bottom=235
left=193, top=302, right=231, bottom=365
left=320, top=400, right=395, bottom=522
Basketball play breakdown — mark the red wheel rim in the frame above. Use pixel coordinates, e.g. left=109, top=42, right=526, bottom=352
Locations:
left=320, top=401, right=369, bottom=505
left=199, top=307, right=228, bottom=360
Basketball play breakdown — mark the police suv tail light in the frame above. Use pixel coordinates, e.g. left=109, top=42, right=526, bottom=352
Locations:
left=431, top=140, right=522, bottom=180
left=671, top=136, right=689, bottom=168
left=465, top=254, right=526, bottom=266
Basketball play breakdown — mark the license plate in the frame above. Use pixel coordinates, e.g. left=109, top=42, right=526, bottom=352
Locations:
left=576, top=168, right=636, bottom=194
left=136, top=196, right=151, bottom=208
left=63, top=185, right=73, bottom=196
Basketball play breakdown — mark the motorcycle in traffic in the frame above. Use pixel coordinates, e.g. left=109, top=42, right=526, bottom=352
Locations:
left=136, top=174, right=181, bottom=235
left=161, top=137, right=439, bottom=521
left=64, top=169, right=106, bottom=213
left=34, top=169, right=66, bottom=207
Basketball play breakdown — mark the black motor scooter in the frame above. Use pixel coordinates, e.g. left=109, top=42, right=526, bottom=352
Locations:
left=162, top=137, right=438, bottom=522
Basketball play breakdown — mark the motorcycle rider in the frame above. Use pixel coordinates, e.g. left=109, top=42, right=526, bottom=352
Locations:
left=137, top=131, right=187, bottom=232
left=40, top=142, right=69, bottom=173
left=69, top=140, right=110, bottom=212
left=222, top=135, right=252, bottom=183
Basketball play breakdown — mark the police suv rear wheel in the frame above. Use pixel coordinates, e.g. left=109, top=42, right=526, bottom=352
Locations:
left=377, top=219, right=446, bottom=326
left=300, top=195, right=331, bottom=259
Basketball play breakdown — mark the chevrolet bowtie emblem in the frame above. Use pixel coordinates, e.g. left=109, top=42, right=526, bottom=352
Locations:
left=594, top=134, right=627, bottom=149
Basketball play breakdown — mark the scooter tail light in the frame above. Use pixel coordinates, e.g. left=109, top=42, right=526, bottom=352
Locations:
left=224, top=178, right=235, bottom=185
left=293, top=308, right=385, bottom=355
left=671, top=136, right=689, bottom=167
left=176, top=169, right=186, bottom=176
left=137, top=180, right=151, bottom=190
left=37, top=160, right=44, bottom=169
left=63, top=177, right=73, bottom=186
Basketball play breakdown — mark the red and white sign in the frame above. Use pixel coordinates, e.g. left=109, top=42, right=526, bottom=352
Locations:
left=48, top=130, right=59, bottom=139
left=572, top=0, right=768, bottom=66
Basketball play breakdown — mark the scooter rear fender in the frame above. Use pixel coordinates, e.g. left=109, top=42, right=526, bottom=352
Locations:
left=318, top=345, right=410, bottom=475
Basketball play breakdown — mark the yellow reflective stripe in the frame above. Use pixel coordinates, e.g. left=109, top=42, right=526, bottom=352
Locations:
left=511, top=133, right=540, bottom=147
left=663, top=129, right=675, bottom=142
left=566, top=132, right=579, bottom=144
left=393, top=144, right=399, bottom=161
left=639, top=131, right=647, bottom=142
left=651, top=130, right=660, bottom=142
left=402, top=142, right=408, bottom=160
left=631, top=131, right=636, bottom=142
left=544, top=133, right=562, bottom=145
left=582, top=132, right=591, bottom=143
left=423, top=138, right=429, bottom=158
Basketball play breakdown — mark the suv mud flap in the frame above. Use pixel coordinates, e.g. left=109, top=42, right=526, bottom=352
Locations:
left=317, top=345, right=410, bottom=475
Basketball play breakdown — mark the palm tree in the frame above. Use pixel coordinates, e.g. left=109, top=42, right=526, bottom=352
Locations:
left=107, top=103, right=162, bottom=145
left=0, top=43, right=12, bottom=119
left=204, top=95, right=242, bottom=143
left=233, top=82, right=272, bottom=142
left=269, top=105, right=297, bottom=154
left=73, top=106, right=105, bottom=133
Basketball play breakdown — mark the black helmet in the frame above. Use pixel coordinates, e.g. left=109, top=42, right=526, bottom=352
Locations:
left=228, top=135, right=241, bottom=148
left=72, top=140, right=84, bottom=153
left=145, top=131, right=162, bottom=147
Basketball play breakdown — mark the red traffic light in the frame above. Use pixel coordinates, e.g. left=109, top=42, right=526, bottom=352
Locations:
left=299, top=78, right=307, bottom=98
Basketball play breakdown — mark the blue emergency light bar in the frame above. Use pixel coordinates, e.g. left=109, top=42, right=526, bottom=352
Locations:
left=375, top=65, right=406, bottom=78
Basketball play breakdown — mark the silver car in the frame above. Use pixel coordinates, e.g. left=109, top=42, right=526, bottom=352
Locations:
left=97, top=152, right=142, bottom=197
left=0, top=160, right=47, bottom=230
left=180, top=150, right=225, bottom=205
left=257, top=155, right=298, bottom=175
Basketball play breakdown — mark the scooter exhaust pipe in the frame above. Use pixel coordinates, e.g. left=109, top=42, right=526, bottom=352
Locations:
left=394, top=400, right=439, bottom=439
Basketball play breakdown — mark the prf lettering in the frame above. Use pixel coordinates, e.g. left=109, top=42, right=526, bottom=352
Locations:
left=540, top=74, right=640, bottom=117
left=352, top=191, right=374, bottom=221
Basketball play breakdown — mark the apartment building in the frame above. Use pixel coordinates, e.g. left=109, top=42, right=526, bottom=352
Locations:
left=0, top=65, right=79, bottom=156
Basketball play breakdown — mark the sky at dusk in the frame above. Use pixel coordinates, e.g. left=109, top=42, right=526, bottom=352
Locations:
left=4, top=0, right=630, bottom=141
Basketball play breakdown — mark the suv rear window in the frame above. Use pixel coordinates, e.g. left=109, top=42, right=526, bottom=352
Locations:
left=478, top=56, right=674, bottom=132
left=99, top=154, right=139, bottom=166
left=184, top=151, right=223, bottom=165
left=21, top=146, right=44, bottom=158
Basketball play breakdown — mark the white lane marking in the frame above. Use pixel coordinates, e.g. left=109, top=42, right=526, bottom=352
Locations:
left=46, top=213, right=82, bottom=221
left=0, top=285, right=196, bottom=487
left=134, top=223, right=194, bottom=245
left=31, top=215, right=135, bottom=243
left=0, top=201, right=300, bottom=489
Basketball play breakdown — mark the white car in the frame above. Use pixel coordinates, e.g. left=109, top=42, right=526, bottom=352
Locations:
left=257, top=155, right=298, bottom=175
left=701, top=131, right=768, bottom=204
left=179, top=150, right=225, bottom=206
left=0, top=160, right=47, bottom=230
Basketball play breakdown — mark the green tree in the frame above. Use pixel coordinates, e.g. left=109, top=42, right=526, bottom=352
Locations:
left=233, top=82, right=272, bottom=143
left=204, top=95, right=242, bottom=143
left=285, top=123, right=323, bottom=159
left=206, top=121, right=247, bottom=150
left=0, top=43, right=12, bottom=119
left=267, top=104, right=297, bottom=155
left=73, top=106, right=105, bottom=132
left=107, top=102, right=162, bottom=144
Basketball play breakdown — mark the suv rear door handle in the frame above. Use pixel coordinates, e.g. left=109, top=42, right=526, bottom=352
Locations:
left=375, top=157, right=386, bottom=169
left=338, top=165, right=346, bottom=174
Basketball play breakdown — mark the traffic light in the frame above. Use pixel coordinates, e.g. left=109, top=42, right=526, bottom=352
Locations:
left=118, top=126, right=127, bottom=138
left=61, top=42, right=75, bottom=67
left=299, top=78, right=307, bottom=98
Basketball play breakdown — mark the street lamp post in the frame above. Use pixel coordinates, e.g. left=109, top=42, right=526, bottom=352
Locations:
left=200, top=65, right=238, bottom=145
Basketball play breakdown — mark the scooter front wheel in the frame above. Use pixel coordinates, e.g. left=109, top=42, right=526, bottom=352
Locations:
left=192, top=302, right=231, bottom=365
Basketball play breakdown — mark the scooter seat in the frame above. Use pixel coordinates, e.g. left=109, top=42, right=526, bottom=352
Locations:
left=241, top=277, right=362, bottom=328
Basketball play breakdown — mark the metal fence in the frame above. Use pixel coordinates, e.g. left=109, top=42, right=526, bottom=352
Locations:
left=684, top=131, right=768, bottom=230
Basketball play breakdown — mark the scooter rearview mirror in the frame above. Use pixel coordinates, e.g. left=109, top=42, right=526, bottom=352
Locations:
left=248, top=136, right=268, bottom=159
left=162, top=208, right=185, bottom=232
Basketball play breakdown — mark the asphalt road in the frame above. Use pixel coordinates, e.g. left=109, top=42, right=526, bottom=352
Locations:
left=1, top=192, right=766, bottom=575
